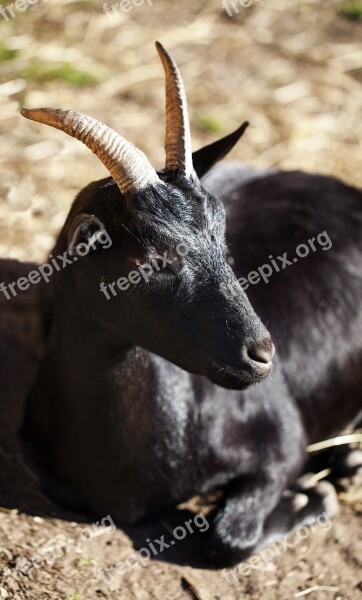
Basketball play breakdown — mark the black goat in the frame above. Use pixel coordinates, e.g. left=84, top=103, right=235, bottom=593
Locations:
left=22, top=43, right=362, bottom=566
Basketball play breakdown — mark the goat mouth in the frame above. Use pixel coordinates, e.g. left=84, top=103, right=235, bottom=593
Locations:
left=205, top=360, right=272, bottom=391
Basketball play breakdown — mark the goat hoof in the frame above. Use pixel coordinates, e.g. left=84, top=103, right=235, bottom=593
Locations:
left=205, top=513, right=263, bottom=567
left=293, top=475, right=340, bottom=519
left=334, top=448, right=362, bottom=478
left=306, top=445, right=362, bottom=483
left=260, top=478, right=339, bottom=550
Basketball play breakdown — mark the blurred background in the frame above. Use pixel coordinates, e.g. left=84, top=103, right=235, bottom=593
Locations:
left=0, top=0, right=361, bottom=263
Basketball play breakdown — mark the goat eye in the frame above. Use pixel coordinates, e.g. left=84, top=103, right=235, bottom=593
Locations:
left=132, top=258, right=143, bottom=267
left=150, top=255, right=177, bottom=276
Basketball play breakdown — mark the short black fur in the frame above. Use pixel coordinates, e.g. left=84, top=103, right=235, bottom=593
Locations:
left=23, top=130, right=362, bottom=567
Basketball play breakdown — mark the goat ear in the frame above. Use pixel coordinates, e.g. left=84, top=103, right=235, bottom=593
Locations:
left=67, top=213, right=106, bottom=257
left=192, top=121, right=249, bottom=179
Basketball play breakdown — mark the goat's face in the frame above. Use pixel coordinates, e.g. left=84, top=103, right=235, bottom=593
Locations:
left=60, top=174, right=274, bottom=390
left=22, top=42, right=274, bottom=390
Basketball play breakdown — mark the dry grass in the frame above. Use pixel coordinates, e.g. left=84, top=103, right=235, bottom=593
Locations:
left=0, top=0, right=361, bottom=263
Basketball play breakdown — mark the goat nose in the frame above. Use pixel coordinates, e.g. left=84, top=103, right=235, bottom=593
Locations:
left=246, top=337, right=275, bottom=368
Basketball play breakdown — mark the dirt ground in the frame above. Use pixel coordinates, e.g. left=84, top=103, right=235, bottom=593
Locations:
left=0, top=0, right=361, bottom=598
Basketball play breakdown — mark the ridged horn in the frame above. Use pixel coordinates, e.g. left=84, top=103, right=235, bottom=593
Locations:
left=21, top=108, right=162, bottom=195
left=155, top=41, right=194, bottom=178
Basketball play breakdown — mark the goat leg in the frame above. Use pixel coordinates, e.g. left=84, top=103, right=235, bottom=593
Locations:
left=205, top=474, right=282, bottom=567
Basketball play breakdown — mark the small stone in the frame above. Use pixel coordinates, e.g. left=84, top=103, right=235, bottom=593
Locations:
left=33, top=516, right=43, bottom=524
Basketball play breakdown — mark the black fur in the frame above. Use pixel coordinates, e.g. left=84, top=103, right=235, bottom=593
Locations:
left=220, top=169, right=362, bottom=441
left=23, top=133, right=362, bottom=567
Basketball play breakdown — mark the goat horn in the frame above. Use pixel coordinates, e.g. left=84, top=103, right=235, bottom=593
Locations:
left=155, top=41, right=194, bottom=178
left=21, top=108, right=162, bottom=195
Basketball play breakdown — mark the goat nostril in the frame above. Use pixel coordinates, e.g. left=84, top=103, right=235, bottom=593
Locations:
left=247, top=338, right=275, bottom=366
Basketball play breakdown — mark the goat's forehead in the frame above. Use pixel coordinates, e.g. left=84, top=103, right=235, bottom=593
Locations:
left=129, top=184, right=225, bottom=234
left=98, top=180, right=226, bottom=249
left=126, top=214, right=215, bottom=252
left=140, top=208, right=224, bottom=244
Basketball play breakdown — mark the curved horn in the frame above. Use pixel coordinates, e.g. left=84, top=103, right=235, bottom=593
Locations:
left=155, top=41, right=194, bottom=178
left=21, top=108, right=162, bottom=195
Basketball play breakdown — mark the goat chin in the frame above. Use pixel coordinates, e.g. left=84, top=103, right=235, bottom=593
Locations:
left=205, top=366, right=272, bottom=390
